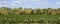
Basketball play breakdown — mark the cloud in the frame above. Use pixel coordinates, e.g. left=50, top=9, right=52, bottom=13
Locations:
left=13, top=1, right=19, bottom=3
left=0, top=4, right=7, bottom=7
left=10, top=1, right=20, bottom=7
left=56, top=2, right=60, bottom=4
left=28, top=5, right=33, bottom=7
left=0, top=0, right=59, bottom=8
left=26, top=0, right=41, bottom=3
left=10, top=4, right=17, bottom=7
left=12, top=0, right=23, bottom=4
left=0, top=0, right=6, bottom=1
left=0, top=0, right=7, bottom=7
left=12, top=1, right=19, bottom=4
left=26, top=5, right=33, bottom=8
left=0, top=1, right=7, bottom=4
left=11, top=4, right=16, bottom=6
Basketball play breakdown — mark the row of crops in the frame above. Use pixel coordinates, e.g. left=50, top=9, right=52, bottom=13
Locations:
left=0, top=14, right=60, bottom=24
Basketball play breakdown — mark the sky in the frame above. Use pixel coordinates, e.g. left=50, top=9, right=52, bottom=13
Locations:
left=0, top=0, right=60, bottom=9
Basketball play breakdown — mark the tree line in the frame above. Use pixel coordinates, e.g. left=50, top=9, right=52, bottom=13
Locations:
left=0, top=7, right=60, bottom=15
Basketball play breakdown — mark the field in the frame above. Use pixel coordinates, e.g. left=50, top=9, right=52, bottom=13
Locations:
left=0, top=14, right=60, bottom=24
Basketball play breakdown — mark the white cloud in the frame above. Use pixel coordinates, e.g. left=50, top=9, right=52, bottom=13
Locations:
left=13, top=1, right=19, bottom=3
left=0, top=1, right=6, bottom=4
left=35, top=3, right=42, bottom=5
left=0, top=4, right=7, bottom=7
left=26, top=5, right=33, bottom=8
left=28, top=5, right=33, bottom=6
left=0, top=0, right=6, bottom=1
left=11, top=4, right=16, bottom=6
left=26, top=0, right=41, bottom=2
left=10, top=1, right=19, bottom=7
left=10, top=0, right=22, bottom=7
left=0, top=0, right=8, bottom=7
left=12, top=0, right=23, bottom=4
left=56, top=2, right=60, bottom=4
left=31, top=0, right=41, bottom=2
left=10, top=4, right=17, bottom=7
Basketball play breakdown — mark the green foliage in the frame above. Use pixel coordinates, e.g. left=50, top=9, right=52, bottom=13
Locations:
left=0, top=7, right=60, bottom=15
left=0, top=15, right=60, bottom=24
left=0, top=7, right=60, bottom=24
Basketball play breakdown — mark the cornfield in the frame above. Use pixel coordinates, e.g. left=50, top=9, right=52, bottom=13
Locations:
left=0, top=14, right=60, bottom=24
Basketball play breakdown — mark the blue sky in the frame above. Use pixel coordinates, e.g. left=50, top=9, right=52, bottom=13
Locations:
left=0, top=0, right=60, bottom=9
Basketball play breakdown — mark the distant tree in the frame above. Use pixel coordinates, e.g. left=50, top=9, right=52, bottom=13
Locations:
left=12, top=7, right=24, bottom=15
left=31, top=10, right=34, bottom=15
left=0, top=8, right=8, bottom=15
left=47, top=8, right=52, bottom=15
left=0, top=7, right=60, bottom=15
left=35, top=8, right=41, bottom=14
left=19, top=7, right=22, bottom=9
left=43, top=9, right=47, bottom=14
left=47, top=8, right=56, bottom=15
left=24, top=8, right=32, bottom=15
left=12, top=8, right=17, bottom=14
left=56, top=8, right=60, bottom=15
